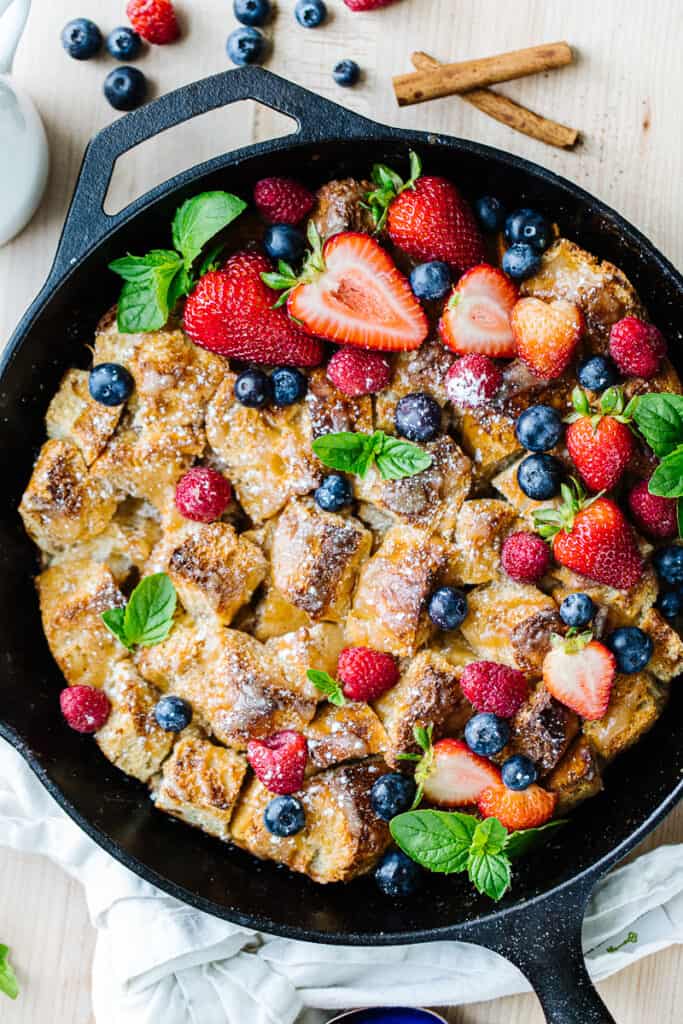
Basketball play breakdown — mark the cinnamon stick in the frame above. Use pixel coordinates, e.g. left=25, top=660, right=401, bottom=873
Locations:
left=394, top=41, right=573, bottom=108
left=411, top=51, right=579, bottom=149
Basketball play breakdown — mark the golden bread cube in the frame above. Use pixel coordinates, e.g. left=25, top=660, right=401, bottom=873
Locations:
left=448, top=499, right=521, bottom=584
left=305, top=702, right=387, bottom=771
left=505, top=683, right=578, bottom=774
left=46, top=369, right=122, bottom=466
left=310, top=178, right=376, bottom=241
left=266, top=622, right=346, bottom=701
left=374, top=337, right=454, bottom=433
left=96, top=662, right=173, bottom=781
left=252, top=583, right=311, bottom=641
left=460, top=580, right=556, bottom=667
left=582, top=672, right=668, bottom=761
left=510, top=607, right=565, bottom=676
left=639, top=607, right=683, bottom=682
left=305, top=367, right=374, bottom=439
left=622, top=358, right=683, bottom=401
left=546, top=737, right=603, bottom=814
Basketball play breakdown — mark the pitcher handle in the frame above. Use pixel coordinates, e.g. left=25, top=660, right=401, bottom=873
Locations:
left=0, top=0, right=30, bottom=74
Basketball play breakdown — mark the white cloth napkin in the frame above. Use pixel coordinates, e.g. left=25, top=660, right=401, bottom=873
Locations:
left=1, top=737, right=683, bottom=1024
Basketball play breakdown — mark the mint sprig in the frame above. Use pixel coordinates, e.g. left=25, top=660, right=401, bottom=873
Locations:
left=102, top=573, right=176, bottom=650
left=0, top=945, right=19, bottom=1000
left=630, top=393, right=683, bottom=528
left=312, top=430, right=432, bottom=481
left=306, top=669, right=346, bottom=706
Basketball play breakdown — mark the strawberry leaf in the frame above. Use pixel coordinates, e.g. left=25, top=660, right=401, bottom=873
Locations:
left=306, top=669, right=346, bottom=706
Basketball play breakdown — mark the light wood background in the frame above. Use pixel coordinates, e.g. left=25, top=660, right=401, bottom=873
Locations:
left=1, top=1, right=682, bottom=1021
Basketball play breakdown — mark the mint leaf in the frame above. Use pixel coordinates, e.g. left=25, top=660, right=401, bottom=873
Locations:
left=648, top=446, right=683, bottom=498
left=109, top=250, right=183, bottom=333
left=198, top=239, right=227, bottom=277
left=632, top=393, right=683, bottom=457
left=311, top=431, right=378, bottom=477
left=375, top=435, right=433, bottom=480
left=167, top=265, right=194, bottom=311
left=172, top=191, right=246, bottom=270
left=101, top=606, right=130, bottom=649
left=606, top=931, right=638, bottom=953
left=124, top=573, right=176, bottom=647
left=0, top=945, right=19, bottom=1000
left=306, top=669, right=346, bottom=706
left=391, top=809, right=478, bottom=873
left=505, top=819, right=566, bottom=858
left=470, top=817, right=507, bottom=856
left=467, top=848, right=511, bottom=901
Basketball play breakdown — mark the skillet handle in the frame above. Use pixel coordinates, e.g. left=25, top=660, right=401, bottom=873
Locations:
left=49, top=67, right=379, bottom=284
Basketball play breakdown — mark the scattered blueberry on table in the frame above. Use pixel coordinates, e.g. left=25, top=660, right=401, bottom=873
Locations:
left=88, top=362, right=134, bottom=405
left=234, top=0, right=272, bottom=27
left=271, top=366, right=307, bottom=406
left=559, top=592, right=596, bottom=628
left=264, top=223, right=305, bottom=262
left=464, top=712, right=510, bottom=757
left=409, top=260, right=451, bottom=300
left=333, top=59, right=361, bottom=87
left=61, top=18, right=102, bottom=60
left=374, top=850, right=423, bottom=898
left=606, top=626, right=654, bottom=674
left=314, top=473, right=352, bottom=512
left=154, top=695, right=193, bottom=732
left=234, top=368, right=272, bottom=407
left=295, top=0, right=327, bottom=28
left=517, top=452, right=562, bottom=500
left=395, top=392, right=441, bottom=442
left=502, top=241, right=541, bottom=280
left=103, top=66, right=148, bottom=110
left=264, top=795, right=306, bottom=837
left=504, top=208, right=551, bottom=251
left=515, top=404, right=562, bottom=452
left=427, top=586, right=468, bottom=630
left=106, top=26, right=143, bottom=61
left=474, top=195, right=506, bottom=233
left=370, top=773, right=416, bottom=821
left=227, top=25, right=265, bottom=65
left=501, top=754, right=538, bottom=791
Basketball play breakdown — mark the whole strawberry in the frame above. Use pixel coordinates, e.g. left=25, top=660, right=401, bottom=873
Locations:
left=247, top=730, right=308, bottom=795
left=534, top=479, right=643, bottom=589
left=127, top=0, right=179, bottom=44
left=609, top=316, right=666, bottom=379
left=565, top=386, right=635, bottom=491
left=337, top=646, right=399, bottom=701
left=253, top=177, right=315, bottom=225
left=183, top=251, right=323, bottom=365
left=627, top=477, right=678, bottom=539
left=326, top=346, right=392, bottom=396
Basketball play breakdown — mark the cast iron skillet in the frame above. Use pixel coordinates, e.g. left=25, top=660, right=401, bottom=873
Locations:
left=1, top=67, right=681, bottom=1024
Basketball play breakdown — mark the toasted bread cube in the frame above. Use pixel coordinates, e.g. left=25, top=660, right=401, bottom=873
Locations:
left=546, top=737, right=603, bottom=813
left=492, top=457, right=563, bottom=524
left=230, top=760, right=391, bottom=883
left=95, top=662, right=173, bottom=781
left=266, top=623, right=346, bottom=701
left=37, top=558, right=128, bottom=689
left=346, top=526, right=446, bottom=656
left=547, top=564, right=658, bottom=630
left=310, top=178, right=376, bottom=241
left=622, top=358, right=683, bottom=401
left=504, top=683, right=578, bottom=774
left=252, top=583, right=311, bottom=641
left=374, top=650, right=467, bottom=766
left=20, top=440, right=117, bottom=554
left=433, top=631, right=478, bottom=670
left=583, top=672, right=668, bottom=761
left=374, top=337, right=454, bottom=433
left=151, top=734, right=247, bottom=840
left=448, top=499, right=521, bottom=585
left=638, top=607, right=683, bottom=682
left=305, top=702, right=387, bottom=771
left=354, top=436, right=471, bottom=537
left=510, top=608, right=565, bottom=676
left=305, top=368, right=374, bottom=439
left=46, top=369, right=122, bottom=466
left=461, top=580, right=557, bottom=667
left=271, top=499, right=371, bottom=623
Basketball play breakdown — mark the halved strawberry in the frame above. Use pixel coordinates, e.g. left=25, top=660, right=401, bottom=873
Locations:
left=438, top=264, right=518, bottom=358
left=478, top=783, right=557, bottom=830
left=422, top=738, right=502, bottom=808
left=543, top=633, right=616, bottom=720
left=511, top=297, right=583, bottom=379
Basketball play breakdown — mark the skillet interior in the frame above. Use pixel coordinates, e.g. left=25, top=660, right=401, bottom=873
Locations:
left=1, top=122, right=682, bottom=944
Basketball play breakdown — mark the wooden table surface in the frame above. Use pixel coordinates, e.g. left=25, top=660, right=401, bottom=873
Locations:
left=1, top=1, right=682, bottom=1021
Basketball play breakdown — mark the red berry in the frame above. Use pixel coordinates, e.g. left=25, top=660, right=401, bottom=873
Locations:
left=550, top=494, right=643, bottom=590
left=439, top=264, right=518, bottom=359
left=175, top=467, right=232, bottom=522
left=460, top=661, right=528, bottom=718
left=566, top=415, right=635, bottom=492
left=247, top=730, right=308, bottom=795
left=126, top=0, right=179, bottom=44
left=445, top=353, right=503, bottom=408
left=609, top=316, right=666, bottom=379
left=478, top=783, right=557, bottom=830
left=501, top=531, right=550, bottom=583
left=543, top=636, right=616, bottom=720
left=511, top=297, right=583, bottom=379
left=344, top=0, right=397, bottom=9
left=627, top=478, right=678, bottom=539
left=388, top=177, right=486, bottom=274
left=253, top=177, right=316, bottom=225
left=337, top=646, right=399, bottom=702
left=326, top=346, right=392, bottom=397
left=60, top=686, right=111, bottom=733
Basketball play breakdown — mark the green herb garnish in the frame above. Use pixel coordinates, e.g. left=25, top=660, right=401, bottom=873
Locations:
left=606, top=931, right=638, bottom=953
left=306, top=669, right=346, bottom=707
left=629, top=393, right=683, bottom=532
left=312, top=430, right=432, bottom=481
left=396, top=723, right=435, bottom=809
left=102, top=573, right=176, bottom=650
left=0, top=945, right=19, bottom=1000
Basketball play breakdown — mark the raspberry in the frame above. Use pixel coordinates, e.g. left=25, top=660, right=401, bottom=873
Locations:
left=253, top=177, right=315, bottom=224
left=174, top=467, right=232, bottom=522
left=247, top=730, right=308, bottom=795
left=609, top=316, right=666, bottom=379
left=337, top=647, right=399, bottom=701
left=445, top=353, right=502, bottom=408
left=126, top=0, right=179, bottom=44
left=501, top=531, right=550, bottom=583
left=60, top=686, right=111, bottom=733
left=326, top=346, right=392, bottom=397
left=460, top=661, right=528, bottom=718
left=627, top=478, right=678, bottom=539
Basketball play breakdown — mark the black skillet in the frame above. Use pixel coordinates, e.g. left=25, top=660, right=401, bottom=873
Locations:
left=1, top=67, right=681, bottom=1024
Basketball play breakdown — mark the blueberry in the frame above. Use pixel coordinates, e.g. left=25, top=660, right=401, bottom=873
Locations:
left=653, top=545, right=683, bottom=585
left=502, top=242, right=541, bottom=281
left=606, top=627, right=654, bottom=674
left=264, top=224, right=305, bottom=263
left=517, top=453, right=562, bottom=500
left=271, top=367, right=307, bottom=406
left=374, top=850, right=422, bottom=898
left=428, top=586, right=468, bottom=630
left=515, top=404, right=563, bottom=452
left=89, top=363, right=134, bottom=406
left=264, top=796, right=305, bottom=837
left=234, top=0, right=272, bottom=26
left=106, top=26, right=142, bottom=61
left=295, top=0, right=327, bottom=27
left=504, top=208, right=551, bottom=252
left=370, top=773, right=416, bottom=821
left=465, top=713, right=510, bottom=757
left=234, top=368, right=272, bottom=408
left=226, top=26, right=265, bottom=65
left=104, top=67, right=148, bottom=111
left=559, top=592, right=596, bottom=628
left=474, top=196, right=506, bottom=233
left=395, top=392, right=441, bottom=442
left=314, top=473, right=352, bottom=512
left=501, top=754, right=538, bottom=791
left=409, top=261, right=451, bottom=301
left=658, top=590, right=682, bottom=620
left=154, top=695, right=192, bottom=732
left=577, top=355, right=618, bottom=393
left=333, top=59, right=361, bottom=87
left=61, top=18, right=102, bottom=60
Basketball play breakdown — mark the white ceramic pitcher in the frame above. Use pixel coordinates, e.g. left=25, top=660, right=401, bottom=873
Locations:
left=0, top=0, right=48, bottom=246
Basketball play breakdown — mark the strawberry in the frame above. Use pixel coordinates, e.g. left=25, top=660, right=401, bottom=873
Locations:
left=247, top=730, right=308, bottom=795
left=444, top=353, right=503, bottom=407
left=60, top=686, right=111, bottom=733
left=439, top=264, right=518, bottom=358
left=337, top=646, right=399, bottom=701
left=126, top=0, right=179, bottom=44
left=460, top=661, right=528, bottom=718
left=478, top=783, right=557, bottom=830
left=422, top=738, right=502, bottom=807
left=609, top=316, right=666, bottom=379
left=253, top=177, right=315, bottom=225
left=627, top=477, right=678, bottom=539
left=565, top=386, right=635, bottom=491
left=534, top=479, right=643, bottom=589
left=265, top=228, right=428, bottom=352
left=344, top=0, right=397, bottom=9
left=183, top=251, right=323, bottom=366
left=511, top=297, right=583, bottom=379
left=326, top=346, right=392, bottom=396
left=500, top=531, right=550, bottom=583
left=542, top=631, right=616, bottom=720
